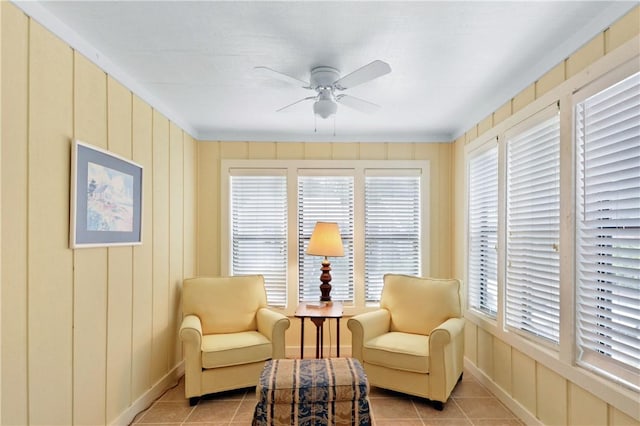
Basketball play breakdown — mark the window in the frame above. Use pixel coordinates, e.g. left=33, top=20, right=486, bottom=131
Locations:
left=505, top=107, right=561, bottom=345
left=468, top=145, right=499, bottom=317
left=365, top=172, right=421, bottom=302
left=230, top=172, right=288, bottom=306
left=223, top=160, right=429, bottom=311
left=461, top=50, right=639, bottom=407
left=575, top=71, right=640, bottom=390
left=298, top=175, right=354, bottom=302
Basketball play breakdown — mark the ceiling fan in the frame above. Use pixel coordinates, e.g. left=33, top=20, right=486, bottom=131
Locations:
left=254, top=60, right=392, bottom=119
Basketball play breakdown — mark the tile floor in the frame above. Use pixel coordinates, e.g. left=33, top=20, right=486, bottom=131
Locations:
left=130, top=369, right=523, bottom=425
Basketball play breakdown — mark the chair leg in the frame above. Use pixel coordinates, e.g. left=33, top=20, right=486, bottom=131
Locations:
left=189, top=397, right=199, bottom=406
left=432, top=400, right=444, bottom=411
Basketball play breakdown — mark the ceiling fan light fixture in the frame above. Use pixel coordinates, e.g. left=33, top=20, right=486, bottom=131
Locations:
left=313, top=98, right=338, bottom=119
left=258, top=60, right=391, bottom=122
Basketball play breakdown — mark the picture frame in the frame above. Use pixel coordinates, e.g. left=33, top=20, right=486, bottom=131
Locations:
left=70, top=139, right=143, bottom=248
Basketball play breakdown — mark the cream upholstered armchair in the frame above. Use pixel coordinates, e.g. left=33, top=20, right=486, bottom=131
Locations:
left=180, top=275, right=290, bottom=405
left=348, top=274, right=464, bottom=410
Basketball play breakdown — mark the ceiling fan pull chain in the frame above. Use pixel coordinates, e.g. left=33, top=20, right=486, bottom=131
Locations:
left=333, top=115, right=336, bottom=137
left=314, top=114, right=317, bottom=133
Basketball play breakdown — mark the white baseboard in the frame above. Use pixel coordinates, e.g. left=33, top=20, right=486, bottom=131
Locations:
left=463, top=358, right=542, bottom=426
left=110, top=361, right=185, bottom=426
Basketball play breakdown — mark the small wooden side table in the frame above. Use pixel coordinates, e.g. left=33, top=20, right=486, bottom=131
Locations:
left=294, top=301, right=344, bottom=359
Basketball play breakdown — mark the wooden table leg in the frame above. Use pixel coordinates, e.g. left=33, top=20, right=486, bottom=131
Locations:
left=300, top=318, right=304, bottom=359
left=336, top=317, right=340, bottom=357
left=320, top=323, right=324, bottom=358
left=311, top=317, right=325, bottom=359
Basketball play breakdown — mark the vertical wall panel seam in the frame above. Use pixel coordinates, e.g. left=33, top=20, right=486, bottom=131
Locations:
left=129, top=91, right=135, bottom=407
left=178, top=131, right=182, bottom=364
left=185, top=132, right=188, bottom=279
left=24, top=14, right=31, bottom=426
left=69, top=37, right=75, bottom=426
left=167, top=122, right=172, bottom=372
left=180, top=130, right=185, bottom=366
left=166, top=119, right=170, bottom=372
left=0, top=3, right=3, bottom=421
left=0, top=3, right=3, bottom=422
left=195, top=143, right=199, bottom=276
left=180, top=130, right=184, bottom=276
left=216, top=142, right=221, bottom=275
left=0, top=4, right=2, bottom=420
left=105, top=248, right=110, bottom=425
left=104, top=73, right=110, bottom=426
left=533, top=360, right=539, bottom=417
left=149, top=109, right=155, bottom=388
left=191, top=142, right=196, bottom=275
left=167, top=123, right=170, bottom=370
left=450, top=144, right=455, bottom=277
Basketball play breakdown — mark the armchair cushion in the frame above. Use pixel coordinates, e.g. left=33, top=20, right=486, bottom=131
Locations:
left=364, top=332, right=430, bottom=374
left=381, top=274, right=462, bottom=336
left=183, top=275, right=267, bottom=335
left=201, top=331, right=272, bottom=369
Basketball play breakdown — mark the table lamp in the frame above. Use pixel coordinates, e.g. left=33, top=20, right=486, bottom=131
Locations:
left=306, top=221, right=344, bottom=302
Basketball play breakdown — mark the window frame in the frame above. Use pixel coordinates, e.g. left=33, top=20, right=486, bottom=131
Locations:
left=364, top=169, right=423, bottom=303
left=462, top=46, right=640, bottom=416
left=466, top=139, right=500, bottom=319
left=229, top=170, right=289, bottom=307
left=220, top=159, right=430, bottom=316
left=297, top=172, right=355, bottom=303
left=572, top=65, right=640, bottom=392
left=504, top=103, right=562, bottom=348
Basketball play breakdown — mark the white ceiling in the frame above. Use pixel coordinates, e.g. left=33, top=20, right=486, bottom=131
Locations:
left=18, top=1, right=636, bottom=142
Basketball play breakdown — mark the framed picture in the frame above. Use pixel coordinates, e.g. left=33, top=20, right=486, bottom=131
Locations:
left=70, top=139, right=143, bottom=248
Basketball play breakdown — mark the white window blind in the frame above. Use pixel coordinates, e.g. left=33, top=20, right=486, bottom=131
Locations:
left=230, top=174, right=287, bottom=307
left=468, top=145, right=499, bottom=317
left=576, top=71, right=640, bottom=390
left=365, top=173, right=421, bottom=302
left=298, top=175, right=354, bottom=302
left=506, top=110, right=561, bottom=345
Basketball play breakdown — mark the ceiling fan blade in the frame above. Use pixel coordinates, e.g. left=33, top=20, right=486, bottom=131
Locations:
left=254, top=66, right=311, bottom=89
left=333, top=60, right=391, bottom=90
left=276, top=96, right=316, bottom=112
left=336, top=94, right=380, bottom=114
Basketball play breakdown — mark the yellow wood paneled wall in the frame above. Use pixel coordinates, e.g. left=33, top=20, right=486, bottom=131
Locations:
left=452, top=6, right=640, bottom=426
left=196, top=141, right=454, bottom=350
left=0, top=3, right=197, bottom=424
left=196, top=141, right=453, bottom=279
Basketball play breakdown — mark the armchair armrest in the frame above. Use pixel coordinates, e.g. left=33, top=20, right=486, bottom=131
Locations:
left=347, top=309, right=391, bottom=361
left=429, top=317, right=465, bottom=347
left=180, top=314, right=203, bottom=345
left=428, top=317, right=465, bottom=402
left=179, top=314, right=203, bottom=398
left=256, top=308, right=290, bottom=359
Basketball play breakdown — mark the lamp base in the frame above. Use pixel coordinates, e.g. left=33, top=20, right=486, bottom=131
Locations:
left=320, top=283, right=332, bottom=302
left=319, top=257, right=333, bottom=302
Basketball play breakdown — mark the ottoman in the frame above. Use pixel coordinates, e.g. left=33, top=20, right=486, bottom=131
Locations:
left=253, top=358, right=371, bottom=426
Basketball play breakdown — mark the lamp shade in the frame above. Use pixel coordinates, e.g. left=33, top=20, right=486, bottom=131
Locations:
left=307, top=222, right=344, bottom=257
